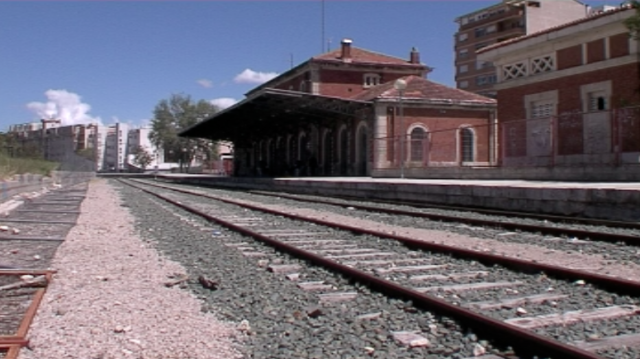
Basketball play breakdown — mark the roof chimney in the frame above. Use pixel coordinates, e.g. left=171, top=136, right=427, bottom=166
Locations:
left=410, top=47, right=420, bottom=64
left=341, top=38, right=352, bottom=62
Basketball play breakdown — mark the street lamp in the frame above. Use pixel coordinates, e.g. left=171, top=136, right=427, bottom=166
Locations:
left=394, top=78, right=407, bottom=179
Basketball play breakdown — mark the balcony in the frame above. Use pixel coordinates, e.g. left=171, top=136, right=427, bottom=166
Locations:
left=459, top=6, right=523, bottom=32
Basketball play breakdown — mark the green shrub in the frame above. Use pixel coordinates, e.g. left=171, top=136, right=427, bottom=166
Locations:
left=0, top=153, right=59, bottom=179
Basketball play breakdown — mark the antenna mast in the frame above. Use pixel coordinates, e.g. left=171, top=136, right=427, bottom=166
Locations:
left=321, top=0, right=325, bottom=53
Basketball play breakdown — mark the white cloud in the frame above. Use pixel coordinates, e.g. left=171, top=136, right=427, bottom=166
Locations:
left=197, top=79, right=213, bottom=88
left=233, top=69, right=278, bottom=84
left=210, top=98, right=238, bottom=110
left=26, top=89, right=102, bottom=126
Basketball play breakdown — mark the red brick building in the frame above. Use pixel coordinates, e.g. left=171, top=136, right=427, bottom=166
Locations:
left=454, top=0, right=589, bottom=98
left=182, top=39, right=496, bottom=178
left=477, top=5, right=640, bottom=167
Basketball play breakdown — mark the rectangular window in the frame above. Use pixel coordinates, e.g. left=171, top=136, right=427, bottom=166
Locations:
left=587, top=91, right=608, bottom=111
left=459, top=64, right=468, bottom=74
left=475, top=28, right=486, bottom=38
left=363, top=73, right=380, bottom=88
left=459, top=80, right=469, bottom=89
left=458, top=33, right=468, bottom=42
left=459, top=49, right=468, bottom=58
left=531, top=101, right=554, bottom=119
left=580, top=81, right=612, bottom=113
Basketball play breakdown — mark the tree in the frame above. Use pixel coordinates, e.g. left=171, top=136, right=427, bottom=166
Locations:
left=132, top=146, right=153, bottom=171
left=624, top=0, right=640, bottom=39
left=76, top=147, right=95, bottom=161
left=149, top=94, right=220, bottom=173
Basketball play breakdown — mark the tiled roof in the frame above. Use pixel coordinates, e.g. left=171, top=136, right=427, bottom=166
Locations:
left=351, top=75, right=497, bottom=105
left=313, top=46, right=420, bottom=66
left=477, top=4, right=633, bottom=54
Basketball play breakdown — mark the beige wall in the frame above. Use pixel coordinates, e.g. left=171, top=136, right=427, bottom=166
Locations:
left=525, top=0, right=587, bottom=34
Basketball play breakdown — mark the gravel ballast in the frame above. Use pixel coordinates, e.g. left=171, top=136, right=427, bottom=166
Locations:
left=155, top=182, right=640, bottom=283
left=18, top=179, right=242, bottom=359
left=116, top=181, right=511, bottom=358
left=125, top=179, right=640, bottom=358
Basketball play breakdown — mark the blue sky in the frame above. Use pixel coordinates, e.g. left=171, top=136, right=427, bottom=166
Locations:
left=0, top=0, right=612, bottom=131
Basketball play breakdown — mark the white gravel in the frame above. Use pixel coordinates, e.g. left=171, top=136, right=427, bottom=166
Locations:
left=19, top=179, right=243, bottom=359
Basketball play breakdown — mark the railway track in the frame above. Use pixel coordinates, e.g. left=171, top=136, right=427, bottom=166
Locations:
left=138, top=179, right=640, bottom=280
left=245, top=190, right=640, bottom=245
left=0, top=185, right=87, bottom=359
left=157, top=179, right=640, bottom=245
left=121, top=178, right=640, bottom=359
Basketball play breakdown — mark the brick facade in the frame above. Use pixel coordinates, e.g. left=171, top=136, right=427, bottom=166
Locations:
left=586, top=38, right=606, bottom=64
left=556, top=45, right=582, bottom=70
left=477, top=6, right=640, bottom=168
left=498, top=63, right=639, bottom=121
left=408, top=108, right=492, bottom=164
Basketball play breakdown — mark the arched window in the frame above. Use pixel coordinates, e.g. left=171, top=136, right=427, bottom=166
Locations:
left=410, top=128, right=426, bottom=162
left=460, top=128, right=474, bottom=162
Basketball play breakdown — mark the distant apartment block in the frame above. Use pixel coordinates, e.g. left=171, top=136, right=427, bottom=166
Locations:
left=6, top=120, right=234, bottom=173
left=454, top=0, right=589, bottom=98
left=7, top=120, right=164, bottom=172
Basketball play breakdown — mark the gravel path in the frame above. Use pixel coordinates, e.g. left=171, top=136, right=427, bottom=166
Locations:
left=18, top=179, right=243, bottom=359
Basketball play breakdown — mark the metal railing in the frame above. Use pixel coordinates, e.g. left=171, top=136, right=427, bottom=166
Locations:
left=372, top=106, right=640, bottom=174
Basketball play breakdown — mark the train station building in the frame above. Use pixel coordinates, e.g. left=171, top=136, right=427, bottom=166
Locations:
left=180, top=39, right=497, bottom=178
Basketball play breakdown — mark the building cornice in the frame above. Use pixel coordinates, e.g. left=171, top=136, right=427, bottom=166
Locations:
left=492, top=54, right=640, bottom=90
left=478, top=7, right=633, bottom=56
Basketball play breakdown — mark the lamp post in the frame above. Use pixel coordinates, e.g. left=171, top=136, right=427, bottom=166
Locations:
left=394, top=78, right=407, bottom=179
left=181, top=147, right=187, bottom=173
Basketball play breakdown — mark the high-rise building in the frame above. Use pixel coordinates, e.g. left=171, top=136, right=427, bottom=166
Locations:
left=454, top=0, right=589, bottom=98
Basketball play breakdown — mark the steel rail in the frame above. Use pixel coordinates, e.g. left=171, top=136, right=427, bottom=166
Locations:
left=123, top=179, right=608, bottom=359
left=0, top=271, right=53, bottom=354
left=247, top=190, right=640, bottom=245
left=1, top=344, right=21, bottom=359
left=313, top=194, right=640, bottom=229
left=130, top=179, right=640, bottom=297
left=156, top=178, right=640, bottom=229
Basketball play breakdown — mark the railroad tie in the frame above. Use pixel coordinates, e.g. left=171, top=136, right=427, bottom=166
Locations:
left=267, top=264, right=302, bottom=274
left=504, top=305, right=640, bottom=329
left=325, top=252, right=397, bottom=260
left=415, top=281, right=523, bottom=293
left=318, top=292, right=357, bottom=304
left=463, top=293, right=570, bottom=310
left=409, top=271, right=489, bottom=282
left=297, top=281, right=333, bottom=292
left=571, top=332, right=640, bottom=352
left=374, top=264, right=445, bottom=275
left=342, top=258, right=433, bottom=267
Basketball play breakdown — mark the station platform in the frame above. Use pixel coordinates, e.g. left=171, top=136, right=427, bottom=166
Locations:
left=148, top=174, right=640, bottom=222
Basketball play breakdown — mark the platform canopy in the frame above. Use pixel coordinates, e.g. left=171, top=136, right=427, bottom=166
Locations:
left=179, top=88, right=371, bottom=146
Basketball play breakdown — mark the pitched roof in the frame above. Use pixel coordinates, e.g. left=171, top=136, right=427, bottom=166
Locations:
left=313, top=46, right=422, bottom=67
left=351, top=75, right=497, bottom=105
left=477, top=4, right=633, bottom=54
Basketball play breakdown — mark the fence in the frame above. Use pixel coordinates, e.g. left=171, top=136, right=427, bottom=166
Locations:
left=372, top=106, right=640, bottom=175
left=372, top=120, right=498, bottom=174
left=501, top=106, right=640, bottom=168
